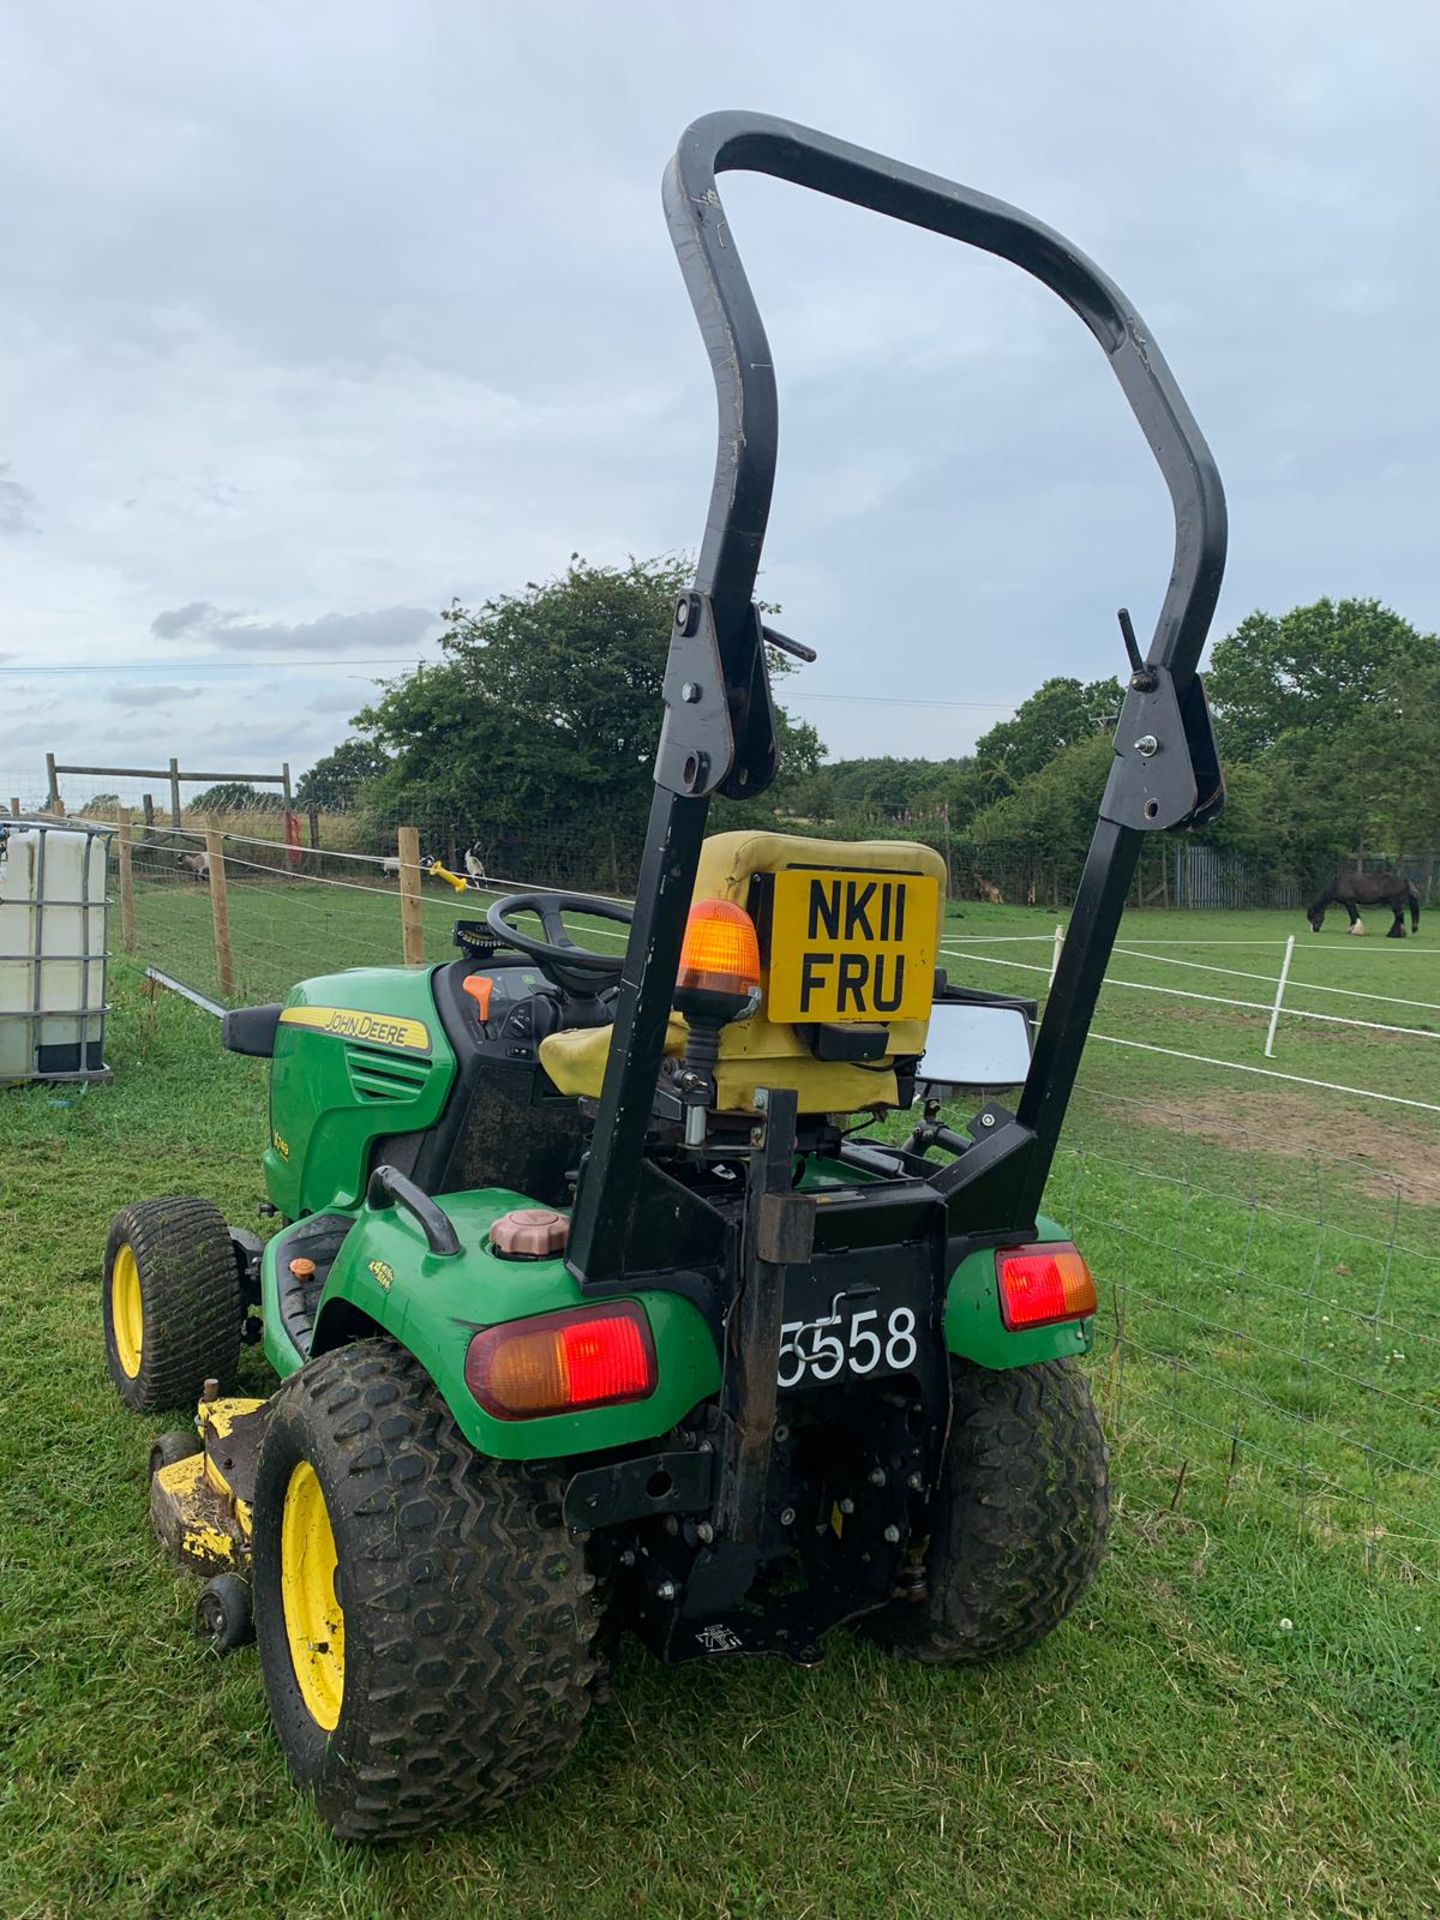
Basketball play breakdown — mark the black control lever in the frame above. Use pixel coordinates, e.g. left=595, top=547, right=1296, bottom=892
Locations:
left=1117, top=607, right=1157, bottom=691
left=760, top=623, right=818, bottom=664
left=366, top=1164, right=462, bottom=1257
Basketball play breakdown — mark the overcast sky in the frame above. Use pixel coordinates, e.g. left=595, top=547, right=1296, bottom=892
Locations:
left=2, top=1, right=1437, bottom=803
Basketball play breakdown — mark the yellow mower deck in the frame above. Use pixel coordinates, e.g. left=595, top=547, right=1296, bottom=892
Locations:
left=150, top=1395, right=267, bottom=1574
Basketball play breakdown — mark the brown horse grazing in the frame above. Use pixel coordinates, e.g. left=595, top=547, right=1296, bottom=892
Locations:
left=1307, top=871, right=1421, bottom=938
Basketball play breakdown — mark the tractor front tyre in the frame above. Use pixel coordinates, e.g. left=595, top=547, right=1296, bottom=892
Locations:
left=862, top=1358, right=1109, bottom=1664
left=103, top=1198, right=242, bottom=1413
left=251, top=1338, right=601, bottom=1842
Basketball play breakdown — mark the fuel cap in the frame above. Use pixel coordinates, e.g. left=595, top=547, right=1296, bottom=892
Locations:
left=490, top=1208, right=569, bottom=1258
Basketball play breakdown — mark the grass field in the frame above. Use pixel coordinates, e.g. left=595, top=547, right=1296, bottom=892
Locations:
left=941, top=901, right=1440, bottom=1132
left=136, top=875, right=1440, bottom=1196
left=2, top=926, right=1438, bottom=1915
left=131, top=877, right=1440, bottom=1557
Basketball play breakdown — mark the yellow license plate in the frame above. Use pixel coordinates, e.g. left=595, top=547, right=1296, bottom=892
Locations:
left=765, top=867, right=940, bottom=1023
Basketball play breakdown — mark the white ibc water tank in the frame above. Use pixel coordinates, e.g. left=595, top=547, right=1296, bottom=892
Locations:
left=0, top=819, right=112, bottom=1083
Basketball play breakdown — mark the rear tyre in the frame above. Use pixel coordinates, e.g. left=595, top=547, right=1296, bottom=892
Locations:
left=861, top=1358, right=1108, bottom=1664
left=251, top=1338, right=600, bottom=1842
left=102, top=1198, right=242, bottom=1413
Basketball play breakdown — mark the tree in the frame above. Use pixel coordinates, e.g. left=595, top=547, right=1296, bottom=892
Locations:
left=357, top=659, right=577, bottom=831
left=967, top=732, right=1115, bottom=869
left=1205, top=597, right=1437, bottom=761
left=189, top=781, right=284, bottom=813
left=296, top=739, right=390, bottom=811
left=783, top=755, right=958, bottom=825
left=352, top=555, right=820, bottom=869
left=965, top=676, right=1123, bottom=814
left=1234, top=649, right=1440, bottom=869
left=1196, top=598, right=1440, bottom=878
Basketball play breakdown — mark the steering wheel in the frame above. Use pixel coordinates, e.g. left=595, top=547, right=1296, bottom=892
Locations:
left=485, top=890, right=634, bottom=995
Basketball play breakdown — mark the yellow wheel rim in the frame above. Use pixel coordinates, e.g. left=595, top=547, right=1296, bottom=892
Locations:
left=111, top=1244, right=143, bottom=1379
left=280, top=1459, right=345, bottom=1731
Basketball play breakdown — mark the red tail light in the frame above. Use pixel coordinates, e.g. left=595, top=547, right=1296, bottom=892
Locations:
left=465, top=1302, right=656, bottom=1420
left=996, top=1243, right=1097, bottom=1330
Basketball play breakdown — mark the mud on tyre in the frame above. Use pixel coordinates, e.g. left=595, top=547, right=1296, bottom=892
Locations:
left=251, top=1337, right=602, bottom=1842
left=102, top=1196, right=242, bottom=1413
left=863, top=1357, right=1109, bottom=1663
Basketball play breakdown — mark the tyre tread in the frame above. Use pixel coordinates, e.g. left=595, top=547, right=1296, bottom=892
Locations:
left=253, top=1339, right=597, bottom=1841
left=104, top=1196, right=241, bottom=1411
left=865, top=1357, right=1109, bottom=1663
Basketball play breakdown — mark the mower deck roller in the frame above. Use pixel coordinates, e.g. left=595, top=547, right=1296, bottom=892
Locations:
left=106, top=111, right=1225, bottom=1841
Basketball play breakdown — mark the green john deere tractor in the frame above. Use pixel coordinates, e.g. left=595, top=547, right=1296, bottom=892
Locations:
left=102, top=111, right=1226, bottom=1841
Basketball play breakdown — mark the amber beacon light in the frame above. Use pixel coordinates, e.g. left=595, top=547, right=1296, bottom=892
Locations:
left=676, top=899, right=761, bottom=1003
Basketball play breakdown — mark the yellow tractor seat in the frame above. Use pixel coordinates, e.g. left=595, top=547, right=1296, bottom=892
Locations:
left=539, top=830, right=946, bottom=1116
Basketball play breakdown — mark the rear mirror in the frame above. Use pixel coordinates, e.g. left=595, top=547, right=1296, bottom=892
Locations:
left=917, top=999, right=1032, bottom=1093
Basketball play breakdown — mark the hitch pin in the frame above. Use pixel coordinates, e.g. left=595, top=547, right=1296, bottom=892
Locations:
left=761, top=623, right=818, bottom=664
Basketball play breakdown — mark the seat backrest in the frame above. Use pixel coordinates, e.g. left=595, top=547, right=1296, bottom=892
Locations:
left=697, top=829, right=945, bottom=1115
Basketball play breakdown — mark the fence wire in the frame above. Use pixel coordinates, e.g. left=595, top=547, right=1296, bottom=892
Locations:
left=120, top=815, right=630, bottom=1008
left=9, top=784, right=1439, bottom=1587
left=1042, top=1088, right=1439, bottom=1586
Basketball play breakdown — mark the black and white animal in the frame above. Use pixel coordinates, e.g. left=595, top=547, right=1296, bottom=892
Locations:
left=380, top=855, right=402, bottom=879
left=1307, top=870, right=1420, bottom=939
left=463, top=843, right=487, bottom=886
left=176, top=851, right=211, bottom=883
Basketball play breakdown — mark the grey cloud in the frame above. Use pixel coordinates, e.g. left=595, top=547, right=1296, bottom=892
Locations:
left=106, top=684, right=206, bottom=708
left=149, top=602, right=438, bottom=656
left=150, top=601, right=217, bottom=639
left=6, top=4, right=1440, bottom=766
left=0, top=466, right=38, bottom=535
left=191, top=717, right=334, bottom=759
left=208, top=607, right=439, bottom=655
left=0, top=702, right=62, bottom=751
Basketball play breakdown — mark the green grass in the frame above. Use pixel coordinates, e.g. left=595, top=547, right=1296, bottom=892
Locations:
left=119, top=878, right=1440, bottom=1571
left=2, top=964, right=1438, bottom=1917
left=138, top=877, right=1440, bottom=1135
left=132, top=871, right=470, bottom=1003
left=941, top=900, right=1440, bottom=1147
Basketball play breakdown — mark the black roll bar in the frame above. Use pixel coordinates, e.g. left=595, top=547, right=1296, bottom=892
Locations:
left=567, top=111, right=1227, bottom=1285
left=667, top=111, right=1226, bottom=683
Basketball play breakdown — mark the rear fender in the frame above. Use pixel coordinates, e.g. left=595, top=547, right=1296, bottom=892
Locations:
left=944, top=1214, right=1096, bottom=1368
left=312, top=1188, right=721, bottom=1461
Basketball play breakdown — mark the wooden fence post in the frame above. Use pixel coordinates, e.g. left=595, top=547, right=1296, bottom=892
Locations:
left=205, top=829, right=235, bottom=999
left=117, top=809, right=137, bottom=953
left=397, top=825, right=424, bottom=965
